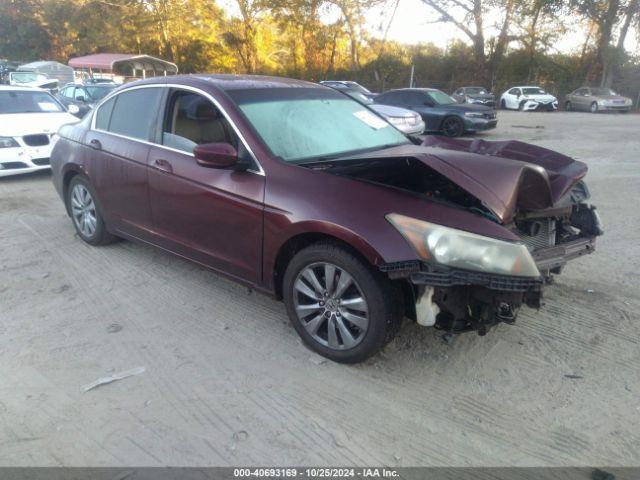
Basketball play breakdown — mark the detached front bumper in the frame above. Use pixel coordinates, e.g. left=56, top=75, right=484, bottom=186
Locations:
left=380, top=232, right=597, bottom=334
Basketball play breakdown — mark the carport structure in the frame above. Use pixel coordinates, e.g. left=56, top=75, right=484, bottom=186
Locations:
left=68, top=53, right=178, bottom=82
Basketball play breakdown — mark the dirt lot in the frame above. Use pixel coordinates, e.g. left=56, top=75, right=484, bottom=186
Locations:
left=1, top=111, right=639, bottom=467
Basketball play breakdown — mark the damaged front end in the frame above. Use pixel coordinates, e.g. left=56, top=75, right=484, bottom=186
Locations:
left=332, top=136, right=602, bottom=336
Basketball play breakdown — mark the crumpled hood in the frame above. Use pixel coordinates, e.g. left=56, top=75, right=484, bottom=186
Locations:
left=418, top=136, right=587, bottom=223
left=341, top=137, right=587, bottom=224
left=0, top=112, right=78, bottom=137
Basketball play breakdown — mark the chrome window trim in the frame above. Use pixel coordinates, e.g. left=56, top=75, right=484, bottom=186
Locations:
left=90, top=83, right=265, bottom=176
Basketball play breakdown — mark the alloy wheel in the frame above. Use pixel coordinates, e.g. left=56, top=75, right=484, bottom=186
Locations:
left=292, top=262, right=369, bottom=350
left=71, top=183, right=97, bottom=238
left=442, top=117, right=463, bottom=137
left=591, top=102, right=598, bottom=113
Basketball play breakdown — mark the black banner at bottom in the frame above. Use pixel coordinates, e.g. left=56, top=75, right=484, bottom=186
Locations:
left=0, top=467, right=635, bottom=480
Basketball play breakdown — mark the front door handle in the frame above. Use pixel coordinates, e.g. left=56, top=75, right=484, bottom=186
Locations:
left=153, top=158, right=173, bottom=173
left=89, top=138, right=102, bottom=150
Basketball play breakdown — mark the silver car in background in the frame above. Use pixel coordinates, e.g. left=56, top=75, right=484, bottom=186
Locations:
left=321, top=82, right=425, bottom=135
left=565, top=87, right=633, bottom=113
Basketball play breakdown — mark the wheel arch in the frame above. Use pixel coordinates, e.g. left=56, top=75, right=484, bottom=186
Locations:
left=271, top=227, right=384, bottom=300
left=61, top=166, right=85, bottom=216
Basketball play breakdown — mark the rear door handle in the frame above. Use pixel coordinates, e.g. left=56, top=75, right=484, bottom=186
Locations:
left=153, top=158, right=173, bottom=173
left=89, top=139, right=102, bottom=150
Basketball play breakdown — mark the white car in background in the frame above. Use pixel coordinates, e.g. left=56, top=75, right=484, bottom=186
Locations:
left=0, top=86, right=79, bottom=177
left=9, top=72, right=59, bottom=93
left=500, top=86, right=558, bottom=111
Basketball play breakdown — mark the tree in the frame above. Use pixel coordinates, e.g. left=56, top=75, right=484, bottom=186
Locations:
left=0, top=0, right=51, bottom=60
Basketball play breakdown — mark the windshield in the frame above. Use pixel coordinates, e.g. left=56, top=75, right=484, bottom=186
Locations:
left=466, top=87, right=487, bottom=95
left=591, top=88, right=616, bottom=96
left=523, top=87, right=546, bottom=95
left=427, top=90, right=457, bottom=105
left=10, top=72, right=46, bottom=84
left=86, top=86, right=116, bottom=101
left=229, top=88, right=409, bottom=163
left=0, top=90, right=65, bottom=114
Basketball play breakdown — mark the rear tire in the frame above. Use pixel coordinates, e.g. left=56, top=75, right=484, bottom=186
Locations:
left=565, top=101, right=573, bottom=111
left=500, top=99, right=507, bottom=109
left=283, top=243, right=402, bottom=363
left=67, top=176, right=116, bottom=246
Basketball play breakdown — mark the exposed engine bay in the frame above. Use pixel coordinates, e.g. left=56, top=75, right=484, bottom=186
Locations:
left=306, top=139, right=603, bottom=337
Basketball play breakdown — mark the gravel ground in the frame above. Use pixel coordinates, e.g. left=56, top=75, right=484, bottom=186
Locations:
left=0, top=111, right=638, bottom=467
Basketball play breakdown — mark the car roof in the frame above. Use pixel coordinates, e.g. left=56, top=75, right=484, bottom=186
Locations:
left=382, top=88, right=439, bottom=93
left=191, top=74, right=320, bottom=91
left=114, top=74, right=328, bottom=94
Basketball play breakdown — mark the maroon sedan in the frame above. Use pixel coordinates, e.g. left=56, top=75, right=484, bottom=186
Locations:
left=50, top=75, right=602, bottom=363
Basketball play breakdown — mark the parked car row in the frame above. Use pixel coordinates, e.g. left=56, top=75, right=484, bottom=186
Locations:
left=456, top=84, right=632, bottom=113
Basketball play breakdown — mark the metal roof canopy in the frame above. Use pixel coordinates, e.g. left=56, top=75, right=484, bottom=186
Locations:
left=68, top=54, right=178, bottom=78
left=17, top=60, right=75, bottom=85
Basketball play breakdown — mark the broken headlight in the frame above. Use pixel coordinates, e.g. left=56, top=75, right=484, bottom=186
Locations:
left=387, top=213, right=541, bottom=277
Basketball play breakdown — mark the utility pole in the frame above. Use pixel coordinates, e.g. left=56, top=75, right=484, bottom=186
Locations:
left=409, top=64, right=415, bottom=88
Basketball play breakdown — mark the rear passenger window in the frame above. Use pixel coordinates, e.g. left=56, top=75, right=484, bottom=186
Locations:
left=95, top=97, right=116, bottom=131
left=107, top=88, right=162, bottom=141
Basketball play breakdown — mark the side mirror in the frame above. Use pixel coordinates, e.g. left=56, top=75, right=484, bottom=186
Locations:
left=194, top=142, right=238, bottom=169
left=516, top=92, right=521, bottom=98
left=76, top=96, right=86, bottom=102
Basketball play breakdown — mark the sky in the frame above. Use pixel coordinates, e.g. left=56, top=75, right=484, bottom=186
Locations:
left=364, top=0, right=639, bottom=54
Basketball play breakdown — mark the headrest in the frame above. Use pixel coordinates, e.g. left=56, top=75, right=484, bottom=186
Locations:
left=193, top=101, right=218, bottom=120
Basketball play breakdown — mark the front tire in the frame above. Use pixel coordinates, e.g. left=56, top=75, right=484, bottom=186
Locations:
left=283, top=243, right=402, bottom=363
left=590, top=102, right=599, bottom=113
left=441, top=116, right=464, bottom=137
left=67, top=176, right=115, bottom=246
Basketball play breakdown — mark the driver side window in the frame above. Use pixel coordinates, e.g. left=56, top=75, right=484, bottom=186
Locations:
left=162, top=90, right=237, bottom=154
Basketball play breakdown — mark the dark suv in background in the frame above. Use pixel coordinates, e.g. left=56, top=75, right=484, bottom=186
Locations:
left=374, top=88, right=497, bottom=137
